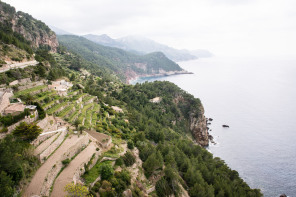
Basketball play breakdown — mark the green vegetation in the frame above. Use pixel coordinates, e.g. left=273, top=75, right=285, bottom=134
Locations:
left=46, top=102, right=68, bottom=115
left=64, top=183, right=90, bottom=197
left=115, top=81, right=262, bottom=197
left=57, top=104, right=74, bottom=118
left=82, top=160, right=113, bottom=185
left=58, top=35, right=182, bottom=81
left=0, top=2, right=263, bottom=195
left=0, top=109, right=29, bottom=127
left=0, top=134, right=40, bottom=195
left=13, top=85, right=47, bottom=98
left=12, top=122, right=42, bottom=142
left=122, top=151, right=136, bottom=167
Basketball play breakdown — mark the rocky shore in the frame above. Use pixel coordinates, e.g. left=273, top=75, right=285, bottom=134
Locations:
left=128, top=70, right=193, bottom=84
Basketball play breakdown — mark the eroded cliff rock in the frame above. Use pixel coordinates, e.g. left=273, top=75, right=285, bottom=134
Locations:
left=0, top=2, right=58, bottom=51
left=173, top=94, right=209, bottom=146
left=189, top=106, right=209, bottom=146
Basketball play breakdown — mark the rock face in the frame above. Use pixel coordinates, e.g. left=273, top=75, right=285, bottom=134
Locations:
left=174, top=94, right=209, bottom=146
left=0, top=2, right=59, bottom=51
left=189, top=106, right=209, bottom=146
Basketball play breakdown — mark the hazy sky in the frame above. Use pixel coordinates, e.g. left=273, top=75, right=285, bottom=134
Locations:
left=4, top=0, right=296, bottom=58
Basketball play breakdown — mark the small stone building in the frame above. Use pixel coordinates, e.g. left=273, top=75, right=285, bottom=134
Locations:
left=3, top=103, right=26, bottom=116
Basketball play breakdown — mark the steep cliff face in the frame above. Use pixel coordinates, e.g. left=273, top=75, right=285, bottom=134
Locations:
left=174, top=94, right=209, bottom=146
left=189, top=106, right=209, bottom=146
left=0, top=2, right=58, bottom=51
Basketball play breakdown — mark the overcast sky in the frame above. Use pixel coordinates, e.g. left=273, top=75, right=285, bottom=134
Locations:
left=4, top=0, right=296, bottom=58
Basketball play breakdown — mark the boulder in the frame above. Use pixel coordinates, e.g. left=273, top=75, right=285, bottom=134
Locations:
left=209, top=118, right=213, bottom=121
left=222, top=125, right=229, bottom=128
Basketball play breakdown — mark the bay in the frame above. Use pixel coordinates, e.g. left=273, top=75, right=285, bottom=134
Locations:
left=132, top=57, right=296, bottom=197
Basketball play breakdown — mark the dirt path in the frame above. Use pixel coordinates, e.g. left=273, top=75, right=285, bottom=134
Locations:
left=0, top=60, right=38, bottom=73
left=23, top=135, right=83, bottom=197
left=51, top=142, right=98, bottom=197
left=34, top=132, right=59, bottom=155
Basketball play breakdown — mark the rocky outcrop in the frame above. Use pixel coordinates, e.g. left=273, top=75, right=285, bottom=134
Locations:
left=189, top=106, right=209, bottom=147
left=0, top=2, right=59, bottom=51
left=173, top=94, right=209, bottom=146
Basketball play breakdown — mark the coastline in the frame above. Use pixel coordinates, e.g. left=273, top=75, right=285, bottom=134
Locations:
left=128, top=70, right=193, bottom=84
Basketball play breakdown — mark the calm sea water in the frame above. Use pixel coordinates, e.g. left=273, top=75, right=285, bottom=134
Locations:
left=132, top=57, right=296, bottom=197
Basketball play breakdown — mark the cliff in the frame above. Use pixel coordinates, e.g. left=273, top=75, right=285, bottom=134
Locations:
left=174, top=93, right=209, bottom=146
left=0, top=2, right=58, bottom=51
left=189, top=105, right=209, bottom=146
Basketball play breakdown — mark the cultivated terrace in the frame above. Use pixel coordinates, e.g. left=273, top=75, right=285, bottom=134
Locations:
left=0, top=1, right=262, bottom=197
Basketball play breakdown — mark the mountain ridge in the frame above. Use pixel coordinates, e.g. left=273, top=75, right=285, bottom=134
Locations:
left=58, top=34, right=186, bottom=83
left=83, top=34, right=199, bottom=61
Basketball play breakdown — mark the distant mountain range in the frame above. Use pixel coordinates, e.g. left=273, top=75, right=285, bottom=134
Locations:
left=50, top=27, right=213, bottom=61
left=82, top=34, right=213, bottom=61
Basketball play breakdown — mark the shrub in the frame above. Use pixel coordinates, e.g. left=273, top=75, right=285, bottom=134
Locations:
left=64, top=183, right=89, bottom=197
left=115, top=157, right=124, bottom=167
left=127, top=140, right=134, bottom=150
left=12, top=122, right=42, bottom=142
left=0, top=127, right=8, bottom=133
left=100, top=163, right=114, bottom=181
left=0, top=109, right=29, bottom=127
left=122, top=151, right=136, bottom=167
left=62, top=158, right=70, bottom=166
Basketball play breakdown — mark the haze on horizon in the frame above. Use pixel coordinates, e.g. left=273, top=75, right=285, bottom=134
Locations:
left=4, top=0, right=296, bottom=58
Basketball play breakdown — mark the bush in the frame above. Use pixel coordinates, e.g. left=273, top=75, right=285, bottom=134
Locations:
left=115, top=157, right=124, bottom=167
left=0, top=171, right=15, bottom=197
left=12, top=122, right=42, bottom=142
left=33, top=102, right=45, bottom=120
left=156, top=177, right=173, bottom=197
left=62, top=158, right=71, bottom=166
left=0, top=109, right=29, bottom=127
left=0, top=127, right=8, bottom=133
left=64, top=183, right=90, bottom=197
left=100, top=163, right=114, bottom=181
left=122, top=151, right=136, bottom=167
left=127, top=140, right=134, bottom=150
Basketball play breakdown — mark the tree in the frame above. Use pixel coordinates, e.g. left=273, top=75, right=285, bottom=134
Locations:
left=100, top=163, right=114, bottom=181
left=0, top=171, right=14, bottom=197
left=99, top=180, right=116, bottom=197
left=74, top=119, right=80, bottom=130
left=127, top=140, right=134, bottom=150
left=64, top=183, right=90, bottom=197
left=155, top=177, right=173, bottom=197
left=79, top=125, right=86, bottom=134
left=21, top=94, right=34, bottom=105
left=143, top=151, right=163, bottom=178
left=12, top=122, right=42, bottom=142
left=122, top=151, right=136, bottom=167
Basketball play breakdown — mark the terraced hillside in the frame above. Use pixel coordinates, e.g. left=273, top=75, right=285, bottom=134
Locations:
left=24, top=130, right=105, bottom=197
left=31, top=88, right=99, bottom=129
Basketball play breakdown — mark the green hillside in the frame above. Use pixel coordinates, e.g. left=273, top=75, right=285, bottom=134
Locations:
left=0, top=1, right=262, bottom=197
left=58, top=35, right=182, bottom=82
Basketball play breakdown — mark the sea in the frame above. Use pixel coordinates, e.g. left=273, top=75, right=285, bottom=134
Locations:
left=131, top=57, right=296, bottom=197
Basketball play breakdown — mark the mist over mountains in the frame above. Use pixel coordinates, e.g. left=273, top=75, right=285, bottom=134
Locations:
left=49, top=27, right=212, bottom=61
left=83, top=34, right=213, bottom=61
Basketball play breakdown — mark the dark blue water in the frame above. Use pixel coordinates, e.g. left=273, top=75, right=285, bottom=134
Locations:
left=132, top=57, right=296, bottom=197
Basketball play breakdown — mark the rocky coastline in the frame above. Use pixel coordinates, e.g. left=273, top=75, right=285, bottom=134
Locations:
left=127, top=70, right=193, bottom=84
left=189, top=106, right=210, bottom=147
